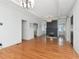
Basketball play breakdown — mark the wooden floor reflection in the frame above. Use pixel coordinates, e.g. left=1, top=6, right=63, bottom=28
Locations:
left=0, top=37, right=79, bottom=59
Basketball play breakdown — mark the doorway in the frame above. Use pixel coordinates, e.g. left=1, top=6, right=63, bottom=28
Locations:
left=33, top=23, right=38, bottom=38
left=71, top=16, right=73, bottom=47
left=46, top=20, right=58, bottom=37
left=22, top=20, right=27, bottom=41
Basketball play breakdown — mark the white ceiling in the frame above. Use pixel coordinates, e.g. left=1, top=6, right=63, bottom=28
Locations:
left=11, top=0, right=76, bottom=19
left=58, top=0, right=76, bottom=17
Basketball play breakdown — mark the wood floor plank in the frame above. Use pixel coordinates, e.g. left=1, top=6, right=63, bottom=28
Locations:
left=0, top=37, right=79, bottom=59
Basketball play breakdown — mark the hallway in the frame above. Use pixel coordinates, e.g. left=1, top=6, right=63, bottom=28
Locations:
left=0, top=37, right=78, bottom=59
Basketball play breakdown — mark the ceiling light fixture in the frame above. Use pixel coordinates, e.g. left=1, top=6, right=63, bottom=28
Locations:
left=21, top=0, right=34, bottom=9
left=47, top=16, right=52, bottom=22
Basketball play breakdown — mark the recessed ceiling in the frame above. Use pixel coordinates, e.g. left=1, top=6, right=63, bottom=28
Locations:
left=11, top=0, right=76, bottom=19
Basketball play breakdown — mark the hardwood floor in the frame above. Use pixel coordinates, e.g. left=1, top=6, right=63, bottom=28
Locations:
left=0, top=37, right=79, bottom=59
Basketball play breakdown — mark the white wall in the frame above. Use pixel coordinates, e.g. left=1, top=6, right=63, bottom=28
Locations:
left=58, top=18, right=72, bottom=43
left=37, top=21, right=46, bottom=36
left=58, top=19, right=66, bottom=38
left=73, top=0, right=79, bottom=54
left=22, top=19, right=46, bottom=40
left=65, top=17, right=71, bottom=42
left=0, top=0, right=43, bottom=48
left=22, top=21, right=34, bottom=40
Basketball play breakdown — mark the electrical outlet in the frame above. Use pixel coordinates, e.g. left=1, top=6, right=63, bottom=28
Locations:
left=0, top=43, right=2, bottom=46
left=0, top=23, right=3, bottom=26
